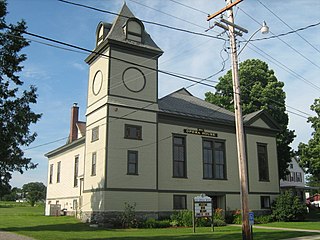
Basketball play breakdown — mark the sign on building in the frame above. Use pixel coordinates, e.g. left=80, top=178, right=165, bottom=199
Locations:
left=192, top=194, right=214, bottom=233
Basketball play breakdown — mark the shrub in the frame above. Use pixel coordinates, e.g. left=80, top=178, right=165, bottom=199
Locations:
left=120, top=202, right=138, bottom=228
left=271, top=190, right=307, bottom=222
left=170, top=210, right=193, bottom=227
left=254, top=215, right=272, bottom=224
left=232, top=209, right=242, bottom=224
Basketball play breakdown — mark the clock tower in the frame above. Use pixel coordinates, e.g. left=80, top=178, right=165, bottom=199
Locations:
left=83, top=3, right=163, bottom=212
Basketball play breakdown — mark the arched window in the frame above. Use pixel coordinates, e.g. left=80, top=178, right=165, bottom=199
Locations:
left=124, top=18, right=144, bottom=43
left=97, top=25, right=104, bottom=46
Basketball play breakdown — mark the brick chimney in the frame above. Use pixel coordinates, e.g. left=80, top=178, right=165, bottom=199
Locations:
left=69, top=103, right=79, bottom=143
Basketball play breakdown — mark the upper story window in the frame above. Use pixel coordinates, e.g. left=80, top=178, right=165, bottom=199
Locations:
left=203, top=139, right=226, bottom=180
left=124, top=18, right=144, bottom=43
left=97, top=25, right=104, bottom=46
left=173, top=135, right=187, bottom=178
left=257, top=143, right=269, bottom=182
left=74, top=156, right=79, bottom=187
left=92, top=126, right=99, bottom=142
left=57, top=161, right=61, bottom=183
left=49, top=164, right=53, bottom=184
left=125, top=124, right=142, bottom=140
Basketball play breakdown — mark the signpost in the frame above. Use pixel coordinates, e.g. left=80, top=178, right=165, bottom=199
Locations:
left=192, top=194, right=214, bottom=233
left=249, top=212, right=254, bottom=239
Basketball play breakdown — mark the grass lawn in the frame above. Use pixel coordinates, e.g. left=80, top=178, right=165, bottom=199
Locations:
left=260, top=210, right=320, bottom=230
left=0, top=202, right=319, bottom=240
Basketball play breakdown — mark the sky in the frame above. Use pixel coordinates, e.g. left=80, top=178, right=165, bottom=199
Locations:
left=5, top=0, right=320, bottom=188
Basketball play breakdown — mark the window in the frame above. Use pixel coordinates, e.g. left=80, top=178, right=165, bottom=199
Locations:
left=49, top=164, right=53, bottom=184
left=73, top=199, right=78, bottom=210
left=261, top=196, right=271, bottom=209
left=257, top=143, right=269, bottom=181
left=203, top=140, right=226, bottom=179
left=296, top=172, right=302, bottom=182
left=125, top=124, right=142, bottom=140
left=173, top=195, right=187, bottom=210
left=290, top=172, right=295, bottom=182
left=91, top=152, right=97, bottom=176
left=57, top=161, right=61, bottom=183
left=290, top=164, right=293, bottom=169
left=91, top=126, right=99, bottom=142
left=74, top=156, right=79, bottom=187
left=125, top=18, right=143, bottom=42
left=127, top=150, right=138, bottom=175
left=173, top=136, right=186, bottom=178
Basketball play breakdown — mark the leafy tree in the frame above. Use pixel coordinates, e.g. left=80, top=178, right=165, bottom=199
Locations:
left=2, top=187, right=23, bottom=201
left=298, top=98, right=320, bottom=185
left=271, top=190, right=307, bottom=222
left=22, top=182, right=46, bottom=206
left=205, top=59, right=295, bottom=179
left=0, top=0, right=41, bottom=194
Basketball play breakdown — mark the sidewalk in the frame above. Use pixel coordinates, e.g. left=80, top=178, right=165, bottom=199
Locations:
left=252, top=225, right=320, bottom=240
left=0, top=231, right=35, bottom=240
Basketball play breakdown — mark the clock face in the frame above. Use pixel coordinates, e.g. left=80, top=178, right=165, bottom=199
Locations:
left=92, top=70, right=103, bottom=95
left=122, top=67, right=146, bottom=92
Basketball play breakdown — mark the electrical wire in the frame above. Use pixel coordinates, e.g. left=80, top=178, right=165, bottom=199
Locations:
left=168, top=0, right=209, bottom=15
left=256, top=0, right=320, bottom=55
left=58, top=0, right=225, bottom=41
left=237, top=6, right=320, bottom=70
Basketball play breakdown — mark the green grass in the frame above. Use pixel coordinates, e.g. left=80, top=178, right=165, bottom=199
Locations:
left=0, top=202, right=319, bottom=240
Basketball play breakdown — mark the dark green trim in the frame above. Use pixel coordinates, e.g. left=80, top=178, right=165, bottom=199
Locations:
left=108, top=93, right=157, bottom=104
left=109, top=116, right=156, bottom=125
left=159, top=114, right=236, bottom=134
left=105, top=106, right=110, bottom=189
left=45, top=137, right=85, bottom=158
left=46, top=195, right=79, bottom=201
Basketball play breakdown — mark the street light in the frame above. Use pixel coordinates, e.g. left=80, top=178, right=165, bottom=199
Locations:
left=238, top=21, right=269, bottom=55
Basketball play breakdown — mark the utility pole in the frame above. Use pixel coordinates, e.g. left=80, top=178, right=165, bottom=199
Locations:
left=208, top=0, right=251, bottom=239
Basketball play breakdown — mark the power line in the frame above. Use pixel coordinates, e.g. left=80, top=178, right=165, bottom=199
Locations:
left=168, top=0, right=209, bottom=15
left=57, top=0, right=225, bottom=41
left=4, top=25, right=218, bottom=89
left=256, top=0, right=320, bottom=55
left=237, top=6, right=320, bottom=70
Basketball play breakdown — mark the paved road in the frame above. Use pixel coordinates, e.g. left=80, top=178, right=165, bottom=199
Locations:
left=0, top=231, right=34, bottom=240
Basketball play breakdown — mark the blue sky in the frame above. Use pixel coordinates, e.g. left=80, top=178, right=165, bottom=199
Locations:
left=6, top=0, right=320, bottom=187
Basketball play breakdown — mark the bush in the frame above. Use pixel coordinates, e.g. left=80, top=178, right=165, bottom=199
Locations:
left=170, top=210, right=193, bottom=227
left=271, top=190, right=307, bottom=222
left=143, top=218, right=171, bottom=228
left=254, top=215, right=272, bottom=224
left=120, top=202, right=138, bottom=228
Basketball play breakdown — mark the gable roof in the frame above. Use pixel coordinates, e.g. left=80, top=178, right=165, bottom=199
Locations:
left=158, top=88, right=235, bottom=124
left=243, top=109, right=281, bottom=130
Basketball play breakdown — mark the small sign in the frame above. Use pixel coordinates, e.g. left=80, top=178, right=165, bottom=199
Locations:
left=194, top=194, right=212, bottom=217
left=249, top=212, right=254, bottom=226
left=184, top=129, right=218, bottom=137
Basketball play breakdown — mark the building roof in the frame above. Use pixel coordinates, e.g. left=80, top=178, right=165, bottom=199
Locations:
left=158, top=88, right=235, bottom=124
left=102, top=3, right=162, bottom=53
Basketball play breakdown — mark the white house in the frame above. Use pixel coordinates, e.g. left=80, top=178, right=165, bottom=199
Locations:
left=280, top=157, right=306, bottom=202
left=45, top=3, right=280, bottom=223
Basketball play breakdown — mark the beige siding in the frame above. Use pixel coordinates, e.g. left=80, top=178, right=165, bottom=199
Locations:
left=109, top=49, right=157, bottom=103
left=45, top=143, right=85, bottom=214
left=158, top=123, right=240, bottom=192
left=87, top=49, right=110, bottom=115
left=107, top=116, right=157, bottom=189
left=247, top=134, right=279, bottom=193
left=84, top=106, right=108, bottom=191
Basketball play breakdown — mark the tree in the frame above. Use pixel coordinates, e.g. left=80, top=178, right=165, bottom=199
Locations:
left=205, top=59, right=295, bottom=179
left=22, top=182, right=46, bottom=206
left=0, top=0, right=41, bottom=195
left=298, top=98, right=320, bottom=186
left=271, top=190, right=307, bottom=222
